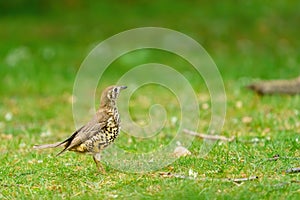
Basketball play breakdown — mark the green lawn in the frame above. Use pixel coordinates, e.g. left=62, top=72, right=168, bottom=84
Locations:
left=0, top=1, right=299, bottom=199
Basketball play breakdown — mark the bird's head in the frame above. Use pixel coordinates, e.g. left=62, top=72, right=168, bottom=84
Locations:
left=100, top=85, right=127, bottom=107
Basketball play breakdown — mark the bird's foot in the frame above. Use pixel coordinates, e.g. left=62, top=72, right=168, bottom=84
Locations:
left=93, top=153, right=106, bottom=174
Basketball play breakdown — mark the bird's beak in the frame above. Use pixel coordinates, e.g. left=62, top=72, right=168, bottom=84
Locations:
left=119, top=86, right=127, bottom=90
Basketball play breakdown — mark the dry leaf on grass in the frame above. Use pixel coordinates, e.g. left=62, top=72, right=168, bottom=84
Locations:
left=173, top=146, right=191, bottom=157
left=242, top=116, right=252, bottom=124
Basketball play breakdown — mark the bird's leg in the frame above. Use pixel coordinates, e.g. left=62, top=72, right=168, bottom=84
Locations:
left=93, top=153, right=106, bottom=173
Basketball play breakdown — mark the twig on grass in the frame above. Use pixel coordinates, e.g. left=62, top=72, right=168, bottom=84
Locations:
left=266, top=154, right=280, bottom=161
left=273, top=180, right=300, bottom=188
left=228, top=176, right=258, bottom=183
left=286, top=167, right=300, bottom=174
left=1, top=183, right=26, bottom=188
left=259, top=154, right=300, bottom=163
left=183, top=129, right=235, bottom=142
left=159, top=172, right=258, bottom=183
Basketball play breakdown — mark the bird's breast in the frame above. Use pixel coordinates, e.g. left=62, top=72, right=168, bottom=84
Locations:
left=104, top=115, right=120, bottom=142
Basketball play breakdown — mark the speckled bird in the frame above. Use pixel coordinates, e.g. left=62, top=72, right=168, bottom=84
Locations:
left=34, top=85, right=127, bottom=172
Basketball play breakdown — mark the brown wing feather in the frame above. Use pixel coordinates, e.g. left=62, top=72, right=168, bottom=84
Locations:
left=56, top=125, right=85, bottom=156
left=56, top=115, right=107, bottom=156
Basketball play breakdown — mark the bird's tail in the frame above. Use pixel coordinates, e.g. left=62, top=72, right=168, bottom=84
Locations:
left=33, top=142, right=64, bottom=149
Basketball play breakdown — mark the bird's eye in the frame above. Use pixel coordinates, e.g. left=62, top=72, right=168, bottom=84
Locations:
left=113, top=88, right=118, bottom=93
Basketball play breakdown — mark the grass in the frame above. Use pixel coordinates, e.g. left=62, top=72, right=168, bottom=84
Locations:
left=0, top=0, right=300, bottom=199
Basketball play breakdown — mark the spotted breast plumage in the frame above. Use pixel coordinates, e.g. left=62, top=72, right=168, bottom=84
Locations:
left=33, top=85, right=127, bottom=172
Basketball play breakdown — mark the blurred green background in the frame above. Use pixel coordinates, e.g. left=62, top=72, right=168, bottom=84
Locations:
left=1, top=0, right=300, bottom=96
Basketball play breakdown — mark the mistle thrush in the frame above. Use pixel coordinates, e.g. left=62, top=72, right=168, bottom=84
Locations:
left=34, top=85, right=127, bottom=172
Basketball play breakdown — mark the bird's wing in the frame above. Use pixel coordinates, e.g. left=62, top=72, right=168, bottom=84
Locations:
left=56, top=116, right=107, bottom=156
left=55, top=125, right=85, bottom=156
left=33, top=125, right=85, bottom=151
